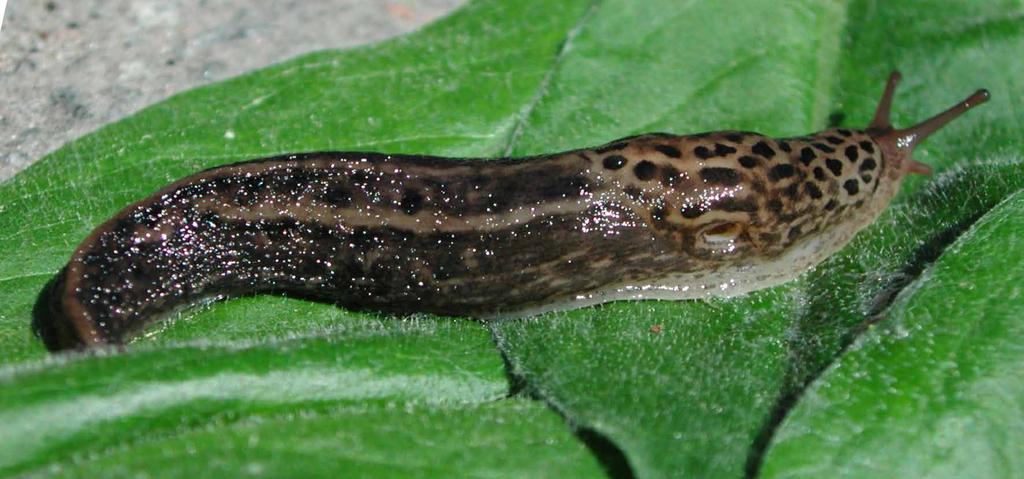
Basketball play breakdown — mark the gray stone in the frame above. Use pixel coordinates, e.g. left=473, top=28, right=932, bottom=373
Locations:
left=0, top=0, right=465, bottom=181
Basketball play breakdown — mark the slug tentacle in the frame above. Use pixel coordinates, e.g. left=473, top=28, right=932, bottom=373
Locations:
left=868, top=70, right=902, bottom=132
left=867, top=70, right=990, bottom=177
left=34, top=73, right=989, bottom=351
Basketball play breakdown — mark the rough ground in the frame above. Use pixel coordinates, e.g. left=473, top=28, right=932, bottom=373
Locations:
left=0, top=0, right=464, bottom=180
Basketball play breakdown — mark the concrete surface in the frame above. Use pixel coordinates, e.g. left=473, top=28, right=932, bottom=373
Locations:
left=0, top=0, right=466, bottom=181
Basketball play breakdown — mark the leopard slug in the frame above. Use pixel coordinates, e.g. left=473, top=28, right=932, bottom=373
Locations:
left=33, top=72, right=989, bottom=351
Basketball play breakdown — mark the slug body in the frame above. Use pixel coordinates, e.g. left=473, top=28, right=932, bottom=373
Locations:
left=34, top=73, right=989, bottom=350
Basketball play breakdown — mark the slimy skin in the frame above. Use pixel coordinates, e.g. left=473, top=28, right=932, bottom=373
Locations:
left=33, top=72, right=989, bottom=351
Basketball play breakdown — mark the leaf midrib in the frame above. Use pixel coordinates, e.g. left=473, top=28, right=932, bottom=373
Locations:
left=501, top=0, right=601, bottom=156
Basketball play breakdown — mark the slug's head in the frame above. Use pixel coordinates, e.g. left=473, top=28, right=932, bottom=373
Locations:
left=865, top=71, right=989, bottom=179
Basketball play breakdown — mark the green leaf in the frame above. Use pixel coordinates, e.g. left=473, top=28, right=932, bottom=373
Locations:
left=0, top=0, right=597, bottom=362
left=0, top=312, right=603, bottom=477
left=0, top=1, right=605, bottom=476
left=761, top=189, right=1024, bottom=479
left=493, top=292, right=795, bottom=478
left=1, top=0, right=1022, bottom=477
left=38, top=399, right=602, bottom=479
left=493, top=0, right=1024, bottom=477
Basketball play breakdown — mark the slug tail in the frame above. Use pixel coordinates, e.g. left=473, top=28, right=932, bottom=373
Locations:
left=32, top=267, right=93, bottom=351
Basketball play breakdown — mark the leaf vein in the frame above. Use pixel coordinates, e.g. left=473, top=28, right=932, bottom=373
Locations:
left=501, top=1, right=601, bottom=156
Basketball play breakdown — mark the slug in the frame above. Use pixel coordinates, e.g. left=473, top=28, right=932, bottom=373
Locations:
left=33, top=72, right=989, bottom=351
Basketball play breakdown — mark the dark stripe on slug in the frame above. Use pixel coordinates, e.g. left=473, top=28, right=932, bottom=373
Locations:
left=844, top=145, right=859, bottom=162
left=349, top=169, right=372, bottom=186
left=714, top=143, right=737, bottom=156
left=353, top=150, right=536, bottom=170
left=566, top=175, right=594, bottom=193
left=222, top=152, right=603, bottom=219
left=813, top=167, right=827, bottom=181
left=738, top=156, right=758, bottom=168
left=206, top=174, right=260, bottom=207
left=699, top=167, right=742, bottom=186
left=799, top=147, right=815, bottom=166
left=749, top=179, right=767, bottom=194
left=136, top=203, right=165, bottom=229
left=660, top=166, right=682, bottom=187
left=787, top=225, right=803, bottom=240
left=482, top=172, right=595, bottom=211
left=321, top=183, right=353, bottom=207
left=681, top=204, right=706, bottom=218
left=400, top=189, right=424, bottom=215
left=651, top=205, right=667, bottom=223
left=595, top=142, right=627, bottom=154
left=468, top=173, right=491, bottom=188
left=804, top=181, right=823, bottom=199
left=272, top=170, right=312, bottom=195
left=715, top=197, right=758, bottom=212
left=843, top=179, right=860, bottom=195
left=623, top=186, right=643, bottom=201
left=768, top=164, right=795, bottom=181
left=783, top=182, right=800, bottom=199
left=654, top=145, right=682, bottom=158
left=603, top=155, right=627, bottom=170
left=50, top=201, right=689, bottom=347
left=633, top=161, right=657, bottom=181
left=825, top=159, right=843, bottom=176
left=752, top=141, right=776, bottom=159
